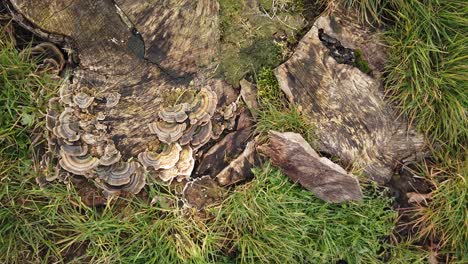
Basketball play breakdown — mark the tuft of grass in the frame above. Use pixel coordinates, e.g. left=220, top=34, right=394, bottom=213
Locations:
left=413, top=164, right=467, bottom=261
left=342, top=1, right=467, bottom=262
left=383, top=0, right=467, bottom=158
left=385, top=241, right=430, bottom=264
left=255, top=67, right=316, bottom=144
left=344, top=0, right=467, bottom=159
left=211, top=162, right=397, bottom=263
left=354, top=48, right=372, bottom=74
left=341, top=0, right=388, bottom=25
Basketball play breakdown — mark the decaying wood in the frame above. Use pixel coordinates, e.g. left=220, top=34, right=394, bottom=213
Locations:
left=274, top=7, right=425, bottom=183
left=8, top=0, right=428, bottom=205
left=197, top=109, right=254, bottom=180
left=214, top=140, right=258, bottom=187
left=239, top=79, right=259, bottom=118
left=258, top=131, right=363, bottom=203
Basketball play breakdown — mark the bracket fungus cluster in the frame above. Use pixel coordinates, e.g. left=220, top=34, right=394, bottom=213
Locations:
left=40, top=80, right=149, bottom=196
left=40, top=78, right=232, bottom=197
left=141, top=87, right=218, bottom=182
left=8, top=0, right=253, bottom=208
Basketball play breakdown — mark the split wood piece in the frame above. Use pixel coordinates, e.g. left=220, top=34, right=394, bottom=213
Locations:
left=274, top=6, right=425, bottom=183
left=215, top=140, right=258, bottom=187
left=197, top=108, right=254, bottom=182
left=239, top=79, right=259, bottom=118
left=258, top=130, right=363, bottom=203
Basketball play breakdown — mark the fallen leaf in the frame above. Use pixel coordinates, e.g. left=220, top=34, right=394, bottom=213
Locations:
left=407, top=192, right=432, bottom=204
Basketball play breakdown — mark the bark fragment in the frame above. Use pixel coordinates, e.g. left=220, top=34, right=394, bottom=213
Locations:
left=258, top=131, right=363, bottom=203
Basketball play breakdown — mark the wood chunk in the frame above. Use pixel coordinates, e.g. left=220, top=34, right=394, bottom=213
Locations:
left=258, top=131, right=363, bottom=203
left=114, top=0, right=220, bottom=78
left=274, top=7, right=425, bottom=183
left=215, top=140, right=258, bottom=187
left=239, top=79, right=259, bottom=118
left=197, top=109, right=253, bottom=178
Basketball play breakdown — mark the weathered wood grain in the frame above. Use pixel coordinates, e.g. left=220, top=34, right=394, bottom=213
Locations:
left=274, top=7, right=425, bottom=183
left=115, top=0, right=220, bottom=78
left=258, top=131, right=363, bottom=203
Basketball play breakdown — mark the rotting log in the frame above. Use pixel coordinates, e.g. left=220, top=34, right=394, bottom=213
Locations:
left=274, top=7, right=425, bottom=183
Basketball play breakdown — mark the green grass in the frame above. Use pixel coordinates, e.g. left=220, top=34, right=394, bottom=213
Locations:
left=7, top=4, right=466, bottom=262
left=342, top=0, right=468, bottom=262
left=344, top=0, right=467, bottom=159
left=214, top=163, right=397, bottom=263
left=255, top=67, right=316, bottom=144
left=385, top=241, right=430, bottom=264
left=414, top=162, right=467, bottom=261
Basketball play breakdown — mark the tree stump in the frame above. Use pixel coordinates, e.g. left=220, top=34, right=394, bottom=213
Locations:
left=8, top=0, right=252, bottom=206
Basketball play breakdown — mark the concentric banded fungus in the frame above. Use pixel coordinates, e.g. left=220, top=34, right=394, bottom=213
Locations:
left=158, top=103, right=188, bottom=123
left=156, top=146, right=195, bottom=182
left=138, top=143, right=182, bottom=170
left=99, top=142, right=122, bottom=166
left=148, top=122, right=186, bottom=144
left=223, top=102, right=237, bottom=120
left=189, top=87, right=217, bottom=125
left=59, top=83, right=73, bottom=105
left=158, top=167, right=179, bottom=182
left=28, top=42, right=65, bottom=74
left=82, top=133, right=97, bottom=144
left=98, top=161, right=135, bottom=186
left=59, top=151, right=100, bottom=176
left=73, top=92, right=95, bottom=109
left=191, top=121, right=212, bottom=147
left=179, top=125, right=198, bottom=146
left=53, top=108, right=80, bottom=142
left=121, top=162, right=146, bottom=194
left=60, top=143, right=88, bottom=156
left=176, top=147, right=195, bottom=176
left=99, top=162, right=146, bottom=195
left=103, top=92, right=121, bottom=108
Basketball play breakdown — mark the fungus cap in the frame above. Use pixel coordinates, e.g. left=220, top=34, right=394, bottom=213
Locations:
left=148, top=121, right=186, bottom=144
left=73, top=92, right=95, bottom=109
left=188, top=87, right=217, bottom=125
left=158, top=103, right=188, bottom=123
left=137, top=143, right=182, bottom=170
left=59, top=151, right=99, bottom=176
